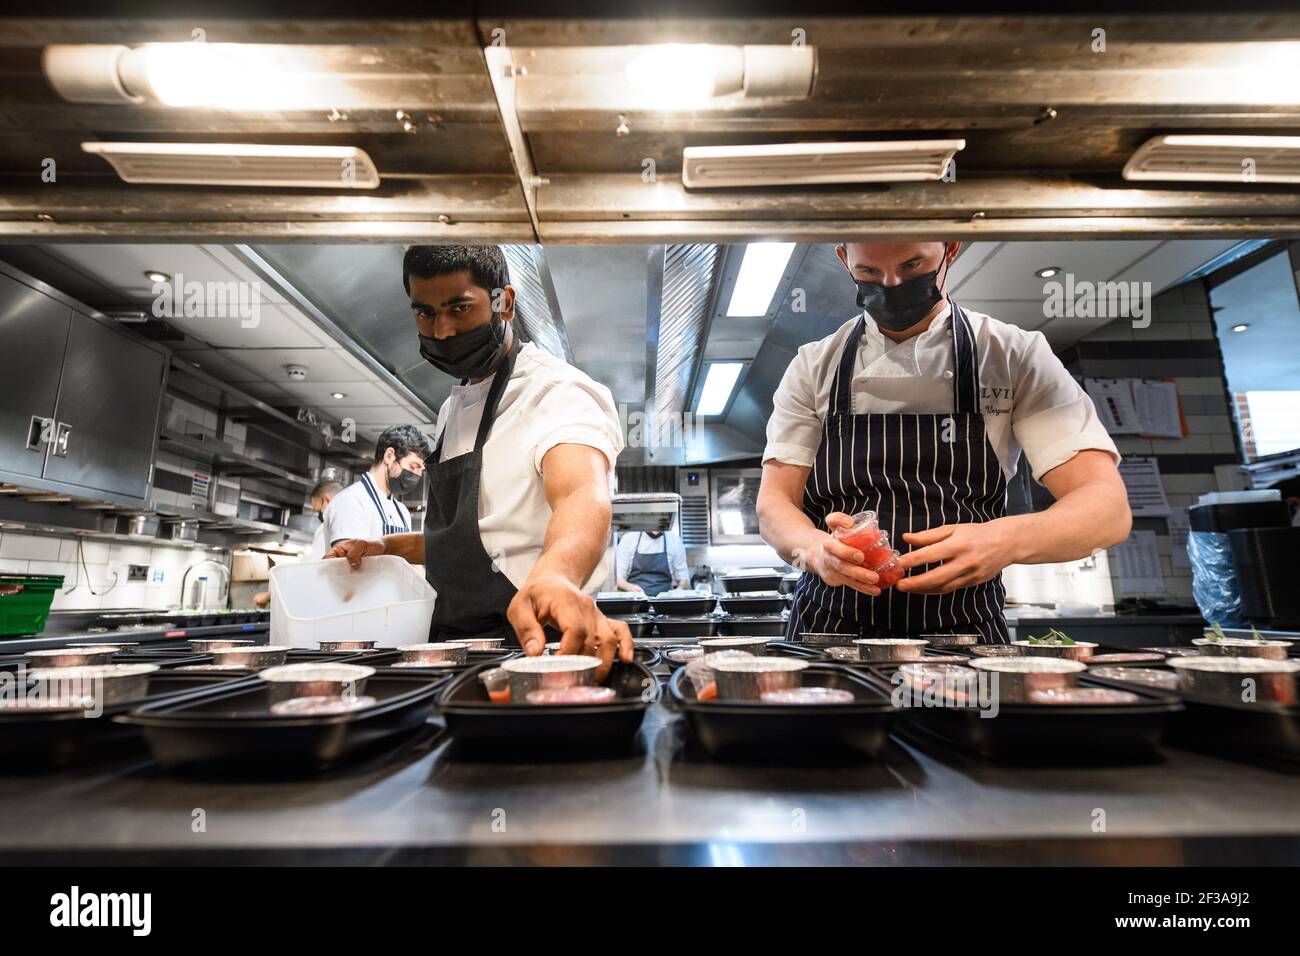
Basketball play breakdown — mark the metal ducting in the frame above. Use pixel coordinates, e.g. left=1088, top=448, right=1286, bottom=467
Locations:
left=501, top=244, right=572, bottom=362
left=651, top=243, right=720, bottom=448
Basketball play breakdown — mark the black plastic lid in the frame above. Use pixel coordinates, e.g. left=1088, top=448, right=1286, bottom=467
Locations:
left=1188, top=499, right=1290, bottom=533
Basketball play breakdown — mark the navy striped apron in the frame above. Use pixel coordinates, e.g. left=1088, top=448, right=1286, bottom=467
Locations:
left=360, top=472, right=410, bottom=535
left=785, top=302, right=1010, bottom=644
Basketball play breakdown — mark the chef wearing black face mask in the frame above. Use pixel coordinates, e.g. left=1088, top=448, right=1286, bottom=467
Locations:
left=326, top=245, right=633, bottom=678
left=321, top=424, right=431, bottom=553
left=758, top=241, right=1131, bottom=644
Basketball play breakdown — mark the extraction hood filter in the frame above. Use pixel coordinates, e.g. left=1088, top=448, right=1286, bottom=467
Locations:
left=1123, top=135, right=1300, bottom=184
left=682, top=139, right=965, bottom=188
left=81, top=142, right=381, bottom=189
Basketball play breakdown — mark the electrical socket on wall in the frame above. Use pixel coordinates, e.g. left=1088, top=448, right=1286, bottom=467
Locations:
left=127, top=564, right=149, bottom=582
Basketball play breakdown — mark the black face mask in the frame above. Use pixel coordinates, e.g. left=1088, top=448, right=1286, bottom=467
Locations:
left=391, top=467, right=422, bottom=496
left=854, top=250, right=951, bottom=332
left=418, top=313, right=508, bottom=380
left=315, top=511, right=324, bottom=524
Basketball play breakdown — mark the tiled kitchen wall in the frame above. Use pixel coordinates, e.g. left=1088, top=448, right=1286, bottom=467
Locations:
left=1060, top=279, right=1238, bottom=604
left=0, top=531, right=228, bottom=612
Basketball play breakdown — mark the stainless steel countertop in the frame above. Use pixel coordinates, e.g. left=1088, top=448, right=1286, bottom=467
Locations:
left=1, top=701, right=1297, bottom=864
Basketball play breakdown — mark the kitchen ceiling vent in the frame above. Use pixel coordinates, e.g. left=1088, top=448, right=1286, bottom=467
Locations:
left=682, top=139, right=966, bottom=188
left=1123, top=135, right=1300, bottom=184
left=81, top=142, right=381, bottom=189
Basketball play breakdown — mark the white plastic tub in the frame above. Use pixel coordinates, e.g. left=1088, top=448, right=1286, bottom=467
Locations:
left=269, top=556, right=436, bottom=649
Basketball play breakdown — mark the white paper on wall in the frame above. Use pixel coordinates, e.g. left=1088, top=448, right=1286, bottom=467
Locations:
left=1118, top=456, right=1172, bottom=517
left=1114, top=530, right=1165, bottom=595
left=1166, top=509, right=1192, bottom=571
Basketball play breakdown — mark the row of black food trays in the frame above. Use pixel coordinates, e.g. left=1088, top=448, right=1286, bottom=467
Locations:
left=597, top=592, right=790, bottom=618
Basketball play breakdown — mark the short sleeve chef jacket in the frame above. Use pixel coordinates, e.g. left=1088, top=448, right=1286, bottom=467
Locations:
left=433, top=342, right=625, bottom=592
left=763, top=305, right=1119, bottom=482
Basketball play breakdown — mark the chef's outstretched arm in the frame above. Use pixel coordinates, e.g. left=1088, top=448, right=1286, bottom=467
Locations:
left=506, top=443, right=633, bottom=675
left=896, top=449, right=1132, bottom=596
left=757, top=461, right=882, bottom=596
left=324, top=532, right=422, bottom=567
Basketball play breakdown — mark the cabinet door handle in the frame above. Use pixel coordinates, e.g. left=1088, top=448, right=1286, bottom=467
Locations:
left=54, top=422, right=72, bottom=457
left=26, top=416, right=54, bottom=452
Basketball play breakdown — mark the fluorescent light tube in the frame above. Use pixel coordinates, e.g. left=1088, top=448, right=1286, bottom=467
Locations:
left=697, top=362, right=745, bottom=416
left=726, top=242, right=796, bottom=316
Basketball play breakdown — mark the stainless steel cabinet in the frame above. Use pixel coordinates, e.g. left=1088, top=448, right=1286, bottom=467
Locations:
left=0, top=272, right=73, bottom=481
left=0, top=266, right=168, bottom=503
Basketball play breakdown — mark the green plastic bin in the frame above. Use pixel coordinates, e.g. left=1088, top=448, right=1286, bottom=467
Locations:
left=0, top=574, right=65, bottom=637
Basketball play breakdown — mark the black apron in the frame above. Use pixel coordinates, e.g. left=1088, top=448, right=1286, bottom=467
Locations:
left=423, top=341, right=523, bottom=645
left=785, top=302, right=1011, bottom=644
left=359, top=472, right=410, bottom=535
left=627, top=532, right=673, bottom=596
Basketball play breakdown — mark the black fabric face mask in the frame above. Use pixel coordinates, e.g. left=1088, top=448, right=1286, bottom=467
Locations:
left=854, top=250, right=952, bottom=332
left=392, top=467, right=422, bottom=496
left=418, top=313, right=507, bottom=380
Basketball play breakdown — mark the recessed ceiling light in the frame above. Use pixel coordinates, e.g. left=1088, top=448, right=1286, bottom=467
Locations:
left=331, top=392, right=346, bottom=399
left=1035, top=266, right=1062, bottom=279
left=144, top=270, right=170, bottom=283
left=1232, top=323, right=1250, bottom=333
left=696, top=362, right=745, bottom=416
left=726, top=242, right=797, bottom=316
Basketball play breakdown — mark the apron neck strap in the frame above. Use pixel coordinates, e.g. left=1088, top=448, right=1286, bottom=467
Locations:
left=949, top=300, right=980, bottom=415
left=829, top=316, right=865, bottom=416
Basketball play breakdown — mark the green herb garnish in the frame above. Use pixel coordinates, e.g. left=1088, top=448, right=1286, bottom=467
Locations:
left=1027, top=628, right=1076, bottom=646
left=1202, top=622, right=1227, bottom=643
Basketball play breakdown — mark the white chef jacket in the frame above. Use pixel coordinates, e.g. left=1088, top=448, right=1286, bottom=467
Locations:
left=304, top=520, right=328, bottom=561
left=321, top=472, right=411, bottom=547
left=615, top=531, right=690, bottom=585
left=763, top=305, right=1119, bottom=482
left=433, top=343, right=624, bottom=591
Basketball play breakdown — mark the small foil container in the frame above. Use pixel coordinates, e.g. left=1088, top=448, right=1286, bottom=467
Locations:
left=189, top=639, right=254, bottom=653
left=1088, top=652, right=1167, bottom=664
left=391, top=660, right=460, bottom=669
left=257, top=663, right=375, bottom=704
left=447, top=637, right=506, bottom=651
left=712, top=657, right=809, bottom=701
left=1011, top=640, right=1098, bottom=661
left=667, top=647, right=705, bottom=664
left=698, top=636, right=769, bottom=654
left=209, top=645, right=290, bottom=669
left=797, top=632, right=859, bottom=647
left=897, top=663, right=982, bottom=705
left=317, top=639, right=378, bottom=652
left=397, top=643, right=469, bottom=666
left=968, top=645, right=1021, bottom=657
left=270, top=694, right=377, bottom=716
left=760, top=687, right=855, bottom=705
left=24, top=663, right=160, bottom=708
left=1190, top=638, right=1290, bottom=661
left=68, top=642, right=136, bottom=652
left=919, top=632, right=980, bottom=647
left=854, top=638, right=928, bottom=662
left=969, top=657, right=1085, bottom=702
left=916, top=654, right=970, bottom=664
left=1088, top=666, right=1180, bottom=690
left=26, top=647, right=118, bottom=668
left=1168, top=656, right=1299, bottom=705
left=824, top=645, right=860, bottom=662
left=684, top=650, right=759, bottom=695
left=1028, top=687, right=1140, bottom=705
left=525, top=686, right=617, bottom=705
left=174, top=664, right=251, bottom=673
left=501, top=655, right=600, bottom=700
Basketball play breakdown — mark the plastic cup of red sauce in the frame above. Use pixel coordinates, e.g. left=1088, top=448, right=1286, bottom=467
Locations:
left=832, top=512, right=908, bottom=587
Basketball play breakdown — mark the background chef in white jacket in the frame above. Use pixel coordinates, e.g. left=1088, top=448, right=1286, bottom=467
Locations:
left=615, top=527, right=690, bottom=595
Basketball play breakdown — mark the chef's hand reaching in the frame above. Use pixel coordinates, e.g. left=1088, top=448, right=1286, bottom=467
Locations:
left=794, top=511, right=881, bottom=596
left=322, top=538, right=386, bottom=568
left=895, top=520, right=1017, bottom=595
left=507, top=571, right=633, bottom=680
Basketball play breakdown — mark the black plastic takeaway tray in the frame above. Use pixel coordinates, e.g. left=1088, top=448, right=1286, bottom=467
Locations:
left=718, top=593, right=788, bottom=615
left=349, top=647, right=516, bottom=672
left=0, top=670, right=256, bottom=768
left=653, top=616, right=722, bottom=639
left=614, top=615, right=656, bottom=639
left=118, top=670, right=447, bottom=773
left=438, top=659, right=657, bottom=753
left=876, top=670, right=1184, bottom=764
left=660, top=639, right=824, bottom=672
left=596, top=595, right=651, bottom=616
left=649, top=595, right=717, bottom=616
left=719, top=573, right=783, bottom=593
left=1162, top=693, right=1300, bottom=763
left=669, top=663, right=896, bottom=760
left=718, top=614, right=788, bottom=637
